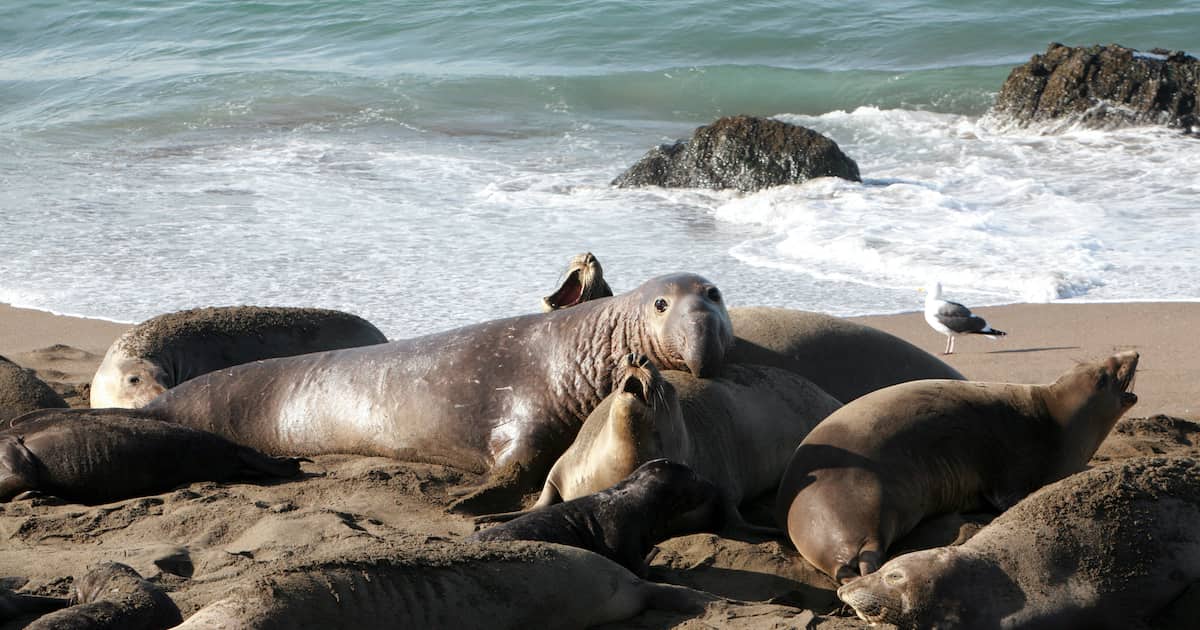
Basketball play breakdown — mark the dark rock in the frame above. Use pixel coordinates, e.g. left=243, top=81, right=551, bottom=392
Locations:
left=991, top=43, right=1200, bottom=131
left=613, top=115, right=861, bottom=192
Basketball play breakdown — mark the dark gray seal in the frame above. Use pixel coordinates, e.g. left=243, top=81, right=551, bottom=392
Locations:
left=2, top=409, right=303, bottom=504
left=0, top=580, right=68, bottom=624
left=838, top=456, right=1200, bottom=629
left=141, top=273, right=732, bottom=514
left=541, top=252, right=613, bottom=311
left=25, top=562, right=181, bottom=630
left=469, top=459, right=721, bottom=576
left=0, top=355, right=67, bottom=423
left=776, top=351, right=1140, bottom=583
left=173, top=540, right=717, bottom=629
left=90, top=305, right=388, bottom=408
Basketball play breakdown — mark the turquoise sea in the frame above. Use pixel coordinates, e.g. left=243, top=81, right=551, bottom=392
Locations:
left=1, top=1, right=1197, bottom=336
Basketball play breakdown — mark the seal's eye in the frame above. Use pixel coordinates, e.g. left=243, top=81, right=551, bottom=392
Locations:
left=706, top=287, right=721, bottom=302
left=128, top=376, right=141, bottom=385
left=654, top=298, right=669, bottom=313
left=884, top=571, right=905, bottom=584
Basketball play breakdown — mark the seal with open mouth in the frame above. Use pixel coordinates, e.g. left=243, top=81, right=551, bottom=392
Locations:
left=776, top=351, right=1140, bottom=583
left=541, top=252, right=613, bottom=312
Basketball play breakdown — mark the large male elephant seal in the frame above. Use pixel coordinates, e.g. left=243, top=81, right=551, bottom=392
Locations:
left=142, top=273, right=732, bottom=513
left=26, top=562, right=181, bottom=630
left=174, top=540, right=717, bottom=629
left=541, top=252, right=613, bottom=311
left=0, top=355, right=67, bottom=423
left=776, top=351, right=1139, bottom=583
left=499, top=353, right=840, bottom=532
left=2, top=410, right=303, bottom=504
left=539, top=253, right=963, bottom=401
left=838, top=456, right=1200, bottom=629
left=89, top=306, right=388, bottom=409
left=470, top=459, right=721, bottom=576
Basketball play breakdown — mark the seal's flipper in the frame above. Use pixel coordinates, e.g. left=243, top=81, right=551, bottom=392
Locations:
left=471, top=509, right=530, bottom=526
left=447, top=462, right=534, bottom=515
left=235, top=448, right=306, bottom=479
left=0, top=436, right=38, bottom=502
left=640, top=581, right=720, bottom=614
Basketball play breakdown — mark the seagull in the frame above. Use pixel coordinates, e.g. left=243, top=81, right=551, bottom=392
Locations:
left=922, top=281, right=1006, bottom=354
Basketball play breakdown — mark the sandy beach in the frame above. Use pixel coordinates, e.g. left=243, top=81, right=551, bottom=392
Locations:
left=1, top=300, right=1197, bottom=628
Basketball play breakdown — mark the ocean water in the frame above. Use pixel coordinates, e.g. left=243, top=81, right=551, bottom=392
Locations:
left=1, top=1, right=1197, bottom=338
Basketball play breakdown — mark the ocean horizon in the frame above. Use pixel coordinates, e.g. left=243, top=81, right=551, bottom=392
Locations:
left=2, top=1, right=1198, bottom=338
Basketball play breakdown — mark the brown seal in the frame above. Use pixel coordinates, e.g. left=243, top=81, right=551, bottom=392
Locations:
left=0, top=355, right=67, bottom=423
left=469, top=459, right=721, bottom=576
left=494, top=352, right=840, bottom=533
left=838, top=456, right=1200, bottom=629
left=174, top=540, right=717, bottom=629
left=136, top=273, right=732, bottom=514
left=541, top=252, right=613, bottom=311
left=26, top=562, right=181, bottom=630
left=538, top=254, right=963, bottom=401
left=776, top=351, right=1139, bottom=582
left=89, top=306, right=388, bottom=409
left=2, top=409, right=303, bottom=504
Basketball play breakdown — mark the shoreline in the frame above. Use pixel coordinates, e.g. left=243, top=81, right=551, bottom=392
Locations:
left=3, top=300, right=1196, bottom=419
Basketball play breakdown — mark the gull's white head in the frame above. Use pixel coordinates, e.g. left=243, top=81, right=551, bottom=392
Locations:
left=920, top=280, right=944, bottom=301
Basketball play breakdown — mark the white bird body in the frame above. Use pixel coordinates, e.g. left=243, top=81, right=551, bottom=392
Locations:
left=922, top=281, right=1006, bottom=354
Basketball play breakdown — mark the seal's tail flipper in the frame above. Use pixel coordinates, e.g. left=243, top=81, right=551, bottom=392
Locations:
left=236, top=448, right=307, bottom=479
left=0, top=436, right=39, bottom=501
left=641, top=582, right=721, bottom=614
left=471, top=509, right=530, bottom=527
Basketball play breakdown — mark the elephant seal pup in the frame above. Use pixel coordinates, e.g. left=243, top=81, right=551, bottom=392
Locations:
left=26, top=562, right=181, bottom=630
left=0, top=581, right=68, bottom=623
left=776, top=351, right=1140, bottom=583
left=90, top=305, right=388, bottom=409
left=469, top=459, right=722, bottom=576
left=1, top=410, right=303, bottom=504
left=838, top=456, right=1200, bottom=630
left=541, top=252, right=613, bottom=312
left=143, top=273, right=732, bottom=514
left=0, top=355, right=67, bottom=423
left=537, top=254, right=962, bottom=401
left=501, top=352, right=840, bottom=532
left=174, top=540, right=718, bottom=629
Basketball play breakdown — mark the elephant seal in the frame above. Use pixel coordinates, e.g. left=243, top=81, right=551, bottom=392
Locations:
left=838, top=456, right=1200, bottom=629
left=494, top=352, right=839, bottom=532
left=89, top=306, right=388, bottom=409
left=26, top=562, right=181, bottom=630
left=0, top=581, right=68, bottom=624
left=0, top=355, right=67, bottom=423
left=469, top=459, right=721, bottom=576
left=142, top=273, right=732, bottom=514
left=537, top=254, right=962, bottom=401
left=776, top=351, right=1139, bottom=583
left=174, top=540, right=717, bottom=629
left=1, top=409, right=303, bottom=504
left=541, top=252, right=613, bottom=312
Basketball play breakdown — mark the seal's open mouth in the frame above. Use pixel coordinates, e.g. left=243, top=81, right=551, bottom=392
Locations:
left=1115, top=352, right=1139, bottom=408
left=620, top=371, right=648, bottom=403
left=544, top=269, right=584, bottom=309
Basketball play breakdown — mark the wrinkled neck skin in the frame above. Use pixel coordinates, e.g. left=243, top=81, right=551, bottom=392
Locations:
left=1035, top=383, right=1120, bottom=481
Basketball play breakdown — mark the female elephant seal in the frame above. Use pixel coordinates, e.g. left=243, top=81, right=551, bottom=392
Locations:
left=174, top=540, right=717, bottom=629
left=776, top=351, right=1139, bottom=583
left=89, top=306, right=388, bottom=409
left=488, top=352, right=840, bottom=532
left=0, top=355, right=67, bottom=423
left=143, top=273, right=732, bottom=514
left=838, top=456, right=1200, bottom=629
left=539, top=253, right=962, bottom=401
left=26, top=562, right=181, bottom=630
left=541, top=252, right=613, bottom=311
left=1, top=409, right=303, bottom=504
left=469, top=459, right=722, bottom=576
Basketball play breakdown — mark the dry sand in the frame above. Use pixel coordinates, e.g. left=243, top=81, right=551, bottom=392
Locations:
left=0, top=300, right=1197, bottom=628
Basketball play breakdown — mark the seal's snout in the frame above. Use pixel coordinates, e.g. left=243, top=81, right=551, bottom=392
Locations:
left=1110, top=351, right=1139, bottom=407
left=837, top=580, right=888, bottom=624
left=616, top=353, right=657, bottom=405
